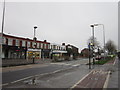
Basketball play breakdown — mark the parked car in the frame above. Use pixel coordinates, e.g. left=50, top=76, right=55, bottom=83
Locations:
left=95, top=55, right=101, bottom=60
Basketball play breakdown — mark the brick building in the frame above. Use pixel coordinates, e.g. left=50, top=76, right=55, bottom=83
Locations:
left=1, top=33, right=50, bottom=59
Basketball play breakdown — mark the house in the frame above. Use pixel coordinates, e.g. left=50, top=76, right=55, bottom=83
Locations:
left=81, top=48, right=89, bottom=58
left=1, top=33, right=50, bottom=60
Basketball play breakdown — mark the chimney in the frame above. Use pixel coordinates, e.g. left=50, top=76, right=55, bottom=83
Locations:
left=62, top=43, right=65, bottom=46
left=33, top=37, right=37, bottom=41
left=44, top=40, right=47, bottom=42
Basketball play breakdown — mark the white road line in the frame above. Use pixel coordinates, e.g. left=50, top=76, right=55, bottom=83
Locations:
left=72, top=64, right=80, bottom=67
left=11, top=76, right=34, bottom=84
left=0, top=83, right=9, bottom=87
left=1, top=66, right=74, bottom=87
left=70, top=70, right=94, bottom=89
left=113, top=58, right=116, bottom=66
left=103, top=71, right=111, bottom=88
left=50, top=63, right=72, bottom=66
left=50, top=63, right=65, bottom=65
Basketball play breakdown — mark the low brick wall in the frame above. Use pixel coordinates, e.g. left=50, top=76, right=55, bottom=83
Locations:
left=2, top=59, right=33, bottom=67
left=2, top=59, right=52, bottom=67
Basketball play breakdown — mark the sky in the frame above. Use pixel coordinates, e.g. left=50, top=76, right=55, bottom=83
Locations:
left=0, top=0, right=118, bottom=52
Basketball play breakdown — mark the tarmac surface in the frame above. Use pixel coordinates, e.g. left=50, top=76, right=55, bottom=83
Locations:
left=1, top=57, right=119, bottom=89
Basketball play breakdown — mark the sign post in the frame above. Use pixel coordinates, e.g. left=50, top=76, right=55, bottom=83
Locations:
left=88, top=43, right=91, bottom=69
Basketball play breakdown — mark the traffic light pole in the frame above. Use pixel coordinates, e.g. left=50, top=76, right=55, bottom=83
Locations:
left=88, top=43, right=91, bottom=69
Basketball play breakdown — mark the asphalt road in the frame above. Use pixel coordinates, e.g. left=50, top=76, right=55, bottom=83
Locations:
left=2, top=58, right=89, bottom=85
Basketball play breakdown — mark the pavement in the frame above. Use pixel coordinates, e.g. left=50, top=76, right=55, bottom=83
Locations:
left=71, top=57, right=119, bottom=89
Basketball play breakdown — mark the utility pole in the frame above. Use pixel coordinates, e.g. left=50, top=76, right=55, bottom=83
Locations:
left=0, top=0, right=5, bottom=65
left=33, top=26, right=37, bottom=64
left=90, top=25, right=95, bottom=66
left=88, top=43, right=91, bottom=69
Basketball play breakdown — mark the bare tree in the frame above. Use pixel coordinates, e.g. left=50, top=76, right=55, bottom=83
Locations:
left=105, top=40, right=116, bottom=54
left=87, top=36, right=100, bottom=48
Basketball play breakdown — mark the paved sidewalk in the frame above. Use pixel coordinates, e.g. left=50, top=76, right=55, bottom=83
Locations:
left=72, top=57, right=118, bottom=89
left=107, top=58, right=119, bottom=88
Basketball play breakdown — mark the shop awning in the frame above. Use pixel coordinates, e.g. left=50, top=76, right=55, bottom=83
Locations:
left=52, top=50, right=67, bottom=54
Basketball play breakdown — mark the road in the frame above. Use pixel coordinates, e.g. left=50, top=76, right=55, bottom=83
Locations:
left=2, top=58, right=89, bottom=87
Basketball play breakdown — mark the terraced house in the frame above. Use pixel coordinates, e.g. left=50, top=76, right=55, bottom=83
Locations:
left=1, top=33, right=51, bottom=60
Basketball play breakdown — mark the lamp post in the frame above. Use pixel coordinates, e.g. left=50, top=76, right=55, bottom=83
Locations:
left=90, top=25, right=95, bottom=65
left=34, top=26, right=37, bottom=40
left=88, top=43, right=91, bottom=69
left=94, top=24, right=105, bottom=60
left=33, top=26, right=37, bottom=64
left=0, top=0, right=5, bottom=62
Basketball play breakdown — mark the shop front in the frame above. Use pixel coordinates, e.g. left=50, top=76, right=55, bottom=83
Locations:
left=27, top=48, right=41, bottom=59
left=41, top=49, right=51, bottom=59
left=2, top=45, right=27, bottom=59
left=52, top=50, right=67, bottom=61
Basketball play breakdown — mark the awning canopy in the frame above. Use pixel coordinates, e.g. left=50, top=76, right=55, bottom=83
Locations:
left=52, top=50, right=67, bottom=54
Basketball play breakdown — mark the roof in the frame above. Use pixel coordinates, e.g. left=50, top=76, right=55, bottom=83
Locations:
left=2, top=33, right=50, bottom=44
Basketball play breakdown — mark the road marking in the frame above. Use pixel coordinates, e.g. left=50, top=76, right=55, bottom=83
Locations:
left=103, top=71, right=111, bottom=88
left=50, top=63, right=65, bottom=65
left=11, top=76, right=34, bottom=84
left=50, top=63, right=72, bottom=66
left=0, top=83, right=9, bottom=87
left=92, top=70, right=108, bottom=75
left=72, top=64, right=80, bottom=67
left=1, top=66, right=74, bottom=87
left=113, top=58, right=116, bottom=66
left=70, top=70, right=93, bottom=89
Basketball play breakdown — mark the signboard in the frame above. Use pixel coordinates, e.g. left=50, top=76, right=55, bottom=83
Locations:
left=28, top=48, right=41, bottom=51
left=52, top=50, right=67, bottom=53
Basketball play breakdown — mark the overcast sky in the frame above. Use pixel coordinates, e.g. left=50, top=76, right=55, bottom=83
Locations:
left=0, top=0, right=118, bottom=52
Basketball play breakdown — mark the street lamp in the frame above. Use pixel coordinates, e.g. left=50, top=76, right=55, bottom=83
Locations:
left=34, top=26, right=37, bottom=39
left=90, top=23, right=105, bottom=65
left=33, top=26, right=37, bottom=64
left=94, top=24, right=105, bottom=60
left=90, top=24, right=95, bottom=66
left=0, top=0, right=5, bottom=62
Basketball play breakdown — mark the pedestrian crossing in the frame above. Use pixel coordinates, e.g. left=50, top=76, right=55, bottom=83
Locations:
left=50, top=63, right=81, bottom=67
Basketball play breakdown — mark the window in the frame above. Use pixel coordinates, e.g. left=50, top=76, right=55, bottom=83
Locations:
left=27, top=42, right=30, bottom=47
left=41, top=43, right=43, bottom=49
left=3, top=37, right=6, bottom=44
left=16, top=39, right=19, bottom=46
left=48, top=44, right=50, bottom=49
left=44, top=44, right=46, bottom=49
left=8, top=38, right=13, bottom=45
left=22, top=41, right=25, bottom=47
left=37, top=43, right=39, bottom=48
